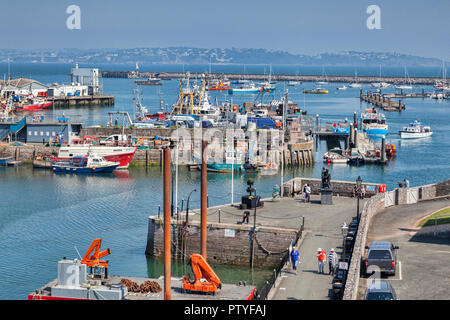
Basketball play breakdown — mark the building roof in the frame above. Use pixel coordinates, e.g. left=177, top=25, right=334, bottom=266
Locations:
left=0, top=77, right=48, bottom=89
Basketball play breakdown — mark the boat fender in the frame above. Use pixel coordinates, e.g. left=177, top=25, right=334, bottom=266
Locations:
left=379, top=184, right=386, bottom=193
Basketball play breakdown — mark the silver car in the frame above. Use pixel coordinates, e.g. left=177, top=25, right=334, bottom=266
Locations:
left=365, top=281, right=397, bottom=300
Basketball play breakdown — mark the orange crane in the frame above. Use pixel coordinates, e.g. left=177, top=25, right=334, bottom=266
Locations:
left=81, top=239, right=111, bottom=278
left=182, top=254, right=222, bottom=294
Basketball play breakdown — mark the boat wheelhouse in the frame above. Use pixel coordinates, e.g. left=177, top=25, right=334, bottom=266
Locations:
left=361, top=110, right=388, bottom=137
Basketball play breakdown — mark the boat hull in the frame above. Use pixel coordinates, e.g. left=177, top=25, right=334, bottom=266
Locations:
left=198, top=162, right=257, bottom=173
left=16, top=102, right=53, bottom=111
left=364, top=128, right=388, bottom=137
left=55, top=146, right=137, bottom=169
left=399, top=131, right=433, bottom=139
left=0, top=156, right=13, bottom=166
left=229, top=88, right=262, bottom=94
left=303, top=89, right=328, bottom=94
left=52, top=163, right=119, bottom=173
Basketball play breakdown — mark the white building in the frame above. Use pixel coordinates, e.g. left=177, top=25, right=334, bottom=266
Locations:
left=70, top=64, right=101, bottom=95
left=47, top=84, right=89, bottom=97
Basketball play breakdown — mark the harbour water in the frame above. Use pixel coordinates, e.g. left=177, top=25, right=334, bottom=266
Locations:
left=0, top=63, right=449, bottom=299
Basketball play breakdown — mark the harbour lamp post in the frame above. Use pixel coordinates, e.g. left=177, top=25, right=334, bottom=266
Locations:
left=185, top=189, right=197, bottom=225
left=356, top=176, right=362, bottom=221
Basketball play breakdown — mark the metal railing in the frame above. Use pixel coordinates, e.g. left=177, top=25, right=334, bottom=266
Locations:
left=254, top=222, right=304, bottom=300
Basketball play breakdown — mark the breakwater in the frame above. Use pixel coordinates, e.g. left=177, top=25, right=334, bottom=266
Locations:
left=101, top=70, right=442, bottom=85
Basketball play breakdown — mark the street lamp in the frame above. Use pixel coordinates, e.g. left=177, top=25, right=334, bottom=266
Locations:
left=185, top=189, right=197, bottom=225
left=356, top=176, right=362, bottom=221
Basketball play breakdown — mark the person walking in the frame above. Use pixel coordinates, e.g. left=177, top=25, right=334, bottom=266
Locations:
left=328, top=248, right=338, bottom=275
left=317, top=248, right=326, bottom=274
left=290, top=247, right=300, bottom=274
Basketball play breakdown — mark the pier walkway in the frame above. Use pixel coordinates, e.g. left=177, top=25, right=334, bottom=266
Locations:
left=263, top=195, right=364, bottom=300
left=360, top=91, right=405, bottom=112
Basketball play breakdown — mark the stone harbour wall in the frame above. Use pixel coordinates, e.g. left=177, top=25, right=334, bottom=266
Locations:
left=145, top=216, right=299, bottom=268
left=283, top=177, right=382, bottom=198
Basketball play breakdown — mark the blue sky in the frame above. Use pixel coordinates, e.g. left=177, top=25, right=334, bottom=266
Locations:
left=0, top=0, right=449, bottom=60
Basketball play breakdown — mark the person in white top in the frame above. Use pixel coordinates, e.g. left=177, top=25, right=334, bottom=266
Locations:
left=404, top=178, right=410, bottom=188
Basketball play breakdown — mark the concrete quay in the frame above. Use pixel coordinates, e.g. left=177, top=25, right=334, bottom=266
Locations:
left=146, top=189, right=369, bottom=275
left=48, top=94, right=114, bottom=107
left=270, top=195, right=365, bottom=300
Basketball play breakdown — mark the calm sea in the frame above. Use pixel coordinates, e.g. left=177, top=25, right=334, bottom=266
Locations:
left=0, top=63, right=448, bottom=299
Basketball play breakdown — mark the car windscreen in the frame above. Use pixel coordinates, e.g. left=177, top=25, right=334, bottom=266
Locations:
left=366, top=292, right=394, bottom=300
left=368, top=250, right=392, bottom=259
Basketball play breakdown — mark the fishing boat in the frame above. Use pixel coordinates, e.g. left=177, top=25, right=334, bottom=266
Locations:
left=303, top=87, right=328, bottom=94
left=431, top=89, right=445, bottom=99
left=52, top=153, right=120, bottom=173
left=229, top=82, right=263, bottom=94
left=232, top=79, right=250, bottom=85
left=207, top=80, right=231, bottom=91
left=399, top=120, right=433, bottom=139
left=192, top=152, right=257, bottom=173
left=132, top=89, right=168, bottom=127
left=361, top=109, right=388, bottom=137
left=134, top=77, right=163, bottom=85
left=323, top=148, right=349, bottom=164
left=0, top=156, right=13, bottom=166
left=15, top=98, right=53, bottom=111
left=260, top=82, right=276, bottom=93
left=54, top=146, right=137, bottom=169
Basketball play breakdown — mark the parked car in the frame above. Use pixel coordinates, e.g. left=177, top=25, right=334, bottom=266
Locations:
left=365, top=281, right=397, bottom=300
left=364, top=241, right=399, bottom=276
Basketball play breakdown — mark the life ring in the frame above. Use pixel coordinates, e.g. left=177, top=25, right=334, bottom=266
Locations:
left=379, top=184, right=386, bottom=193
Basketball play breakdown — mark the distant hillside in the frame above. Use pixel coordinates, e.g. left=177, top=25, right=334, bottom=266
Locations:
left=0, top=47, right=446, bottom=67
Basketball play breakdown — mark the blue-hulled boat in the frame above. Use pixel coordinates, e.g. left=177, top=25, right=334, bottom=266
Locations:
left=52, top=153, right=120, bottom=173
left=361, top=110, right=388, bottom=138
left=192, top=153, right=257, bottom=173
left=0, top=156, right=13, bottom=166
